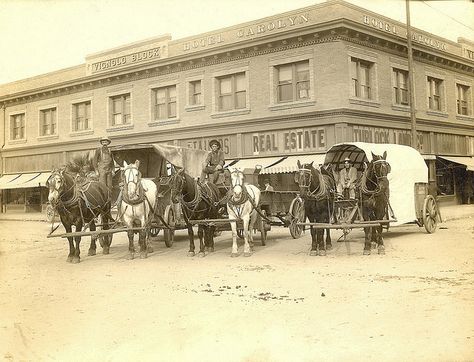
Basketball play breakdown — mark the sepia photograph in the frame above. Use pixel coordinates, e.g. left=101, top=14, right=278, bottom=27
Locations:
left=0, top=0, right=473, bottom=360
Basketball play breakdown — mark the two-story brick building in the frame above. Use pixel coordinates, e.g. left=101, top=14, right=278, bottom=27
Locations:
left=1, top=0, right=473, bottom=214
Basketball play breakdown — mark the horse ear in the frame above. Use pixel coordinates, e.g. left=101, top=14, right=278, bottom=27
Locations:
left=371, top=152, right=376, bottom=160
left=135, top=160, right=140, bottom=168
left=297, top=160, right=302, bottom=168
left=123, top=160, right=128, bottom=168
left=310, top=161, right=314, bottom=168
left=382, top=151, right=387, bottom=160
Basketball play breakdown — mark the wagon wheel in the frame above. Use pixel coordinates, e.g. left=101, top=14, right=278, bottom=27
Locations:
left=45, top=204, right=55, bottom=223
left=289, top=197, right=305, bottom=239
left=163, top=205, right=175, bottom=247
left=422, top=195, right=438, bottom=234
left=260, top=210, right=267, bottom=246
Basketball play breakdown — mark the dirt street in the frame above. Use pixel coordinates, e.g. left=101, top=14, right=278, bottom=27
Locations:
left=0, top=218, right=473, bottom=361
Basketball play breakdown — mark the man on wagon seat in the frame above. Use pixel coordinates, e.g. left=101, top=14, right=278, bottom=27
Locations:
left=337, top=157, right=357, bottom=199
left=93, top=136, right=114, bottom=189
left=201, top=139, right=225, bottom=184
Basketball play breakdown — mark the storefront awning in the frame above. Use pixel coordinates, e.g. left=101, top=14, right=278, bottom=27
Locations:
left=0, top=172, right=51, bottom=190
left=227, top=157, right=285, bottom=171
left=438, top=156, right=474, bottom=171
left=260, top=154, right=326, bottom=174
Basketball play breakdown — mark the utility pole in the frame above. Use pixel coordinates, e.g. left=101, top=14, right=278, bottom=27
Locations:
left=406, top=0, right=418, bottom=150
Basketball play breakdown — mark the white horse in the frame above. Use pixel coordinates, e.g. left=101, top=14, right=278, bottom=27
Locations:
left=227, top=169, right=261, bottom=257
left=120, top=160, right=157, bottom=259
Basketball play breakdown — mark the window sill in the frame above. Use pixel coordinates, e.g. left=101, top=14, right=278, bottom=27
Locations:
left=148, top=118, right=180, bottom=127
left=455, top=114, right=474, bottom=122
left=69, top=129, right=94, bottom=137
left=185, top=104, right=205, bottom=112
left=349, top=98, right=381, bottom=108
left=37, top=134, right=59, bottom=141
left=8, top=139, right=27, bottom=145
left=106, top=124, right=134, bottom=132
left=426, top=110, right=448, bottom=118
left=210, top=108, right=250, bottom=118
left=268, top=100, right=316, bottom=111
left=391, top=104, right=411, bottom=112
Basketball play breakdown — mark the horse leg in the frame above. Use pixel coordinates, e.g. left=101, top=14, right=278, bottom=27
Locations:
left=248, top=211, right=257, bottom=251
left=139, top=228, right=148, bottom=259
left=146, top=227, right=154, bottom=253
left=88, top=220, right=97, bottom=256
left=101, top=212, right=111, bottom=254
left=197, top=225, right=205, bottom=257
left=187, top=225, right=195, bottom=257
left=363, top=227, right=371, bottom=255
left=325, top=228, right=332, bottom=251
left=243, top=215, right=251, bottom=257
left=72, top=222, right=83, bottom=264
left=309, top=225, right=318, bottom=256
left=127, top=230, right=135, bottom=260
left=65, top=224, right=75, bottom=263
left=207, top=225, right=215, bottom=253
left=317, top=229, right=326, bottom=256
left=376, top=225, right=385, bottom=255
left=230, top=221, right=239, bottom=257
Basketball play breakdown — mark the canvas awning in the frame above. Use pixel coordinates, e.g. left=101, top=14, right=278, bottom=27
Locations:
left=0, top=172, right=51, bottom=190
left=260, top=154, right=326, bottom=174
left=438, top=156, right=474, bottom=171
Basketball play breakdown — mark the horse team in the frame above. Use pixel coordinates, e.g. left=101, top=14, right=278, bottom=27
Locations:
left=47, top=152, right=390, bottom=263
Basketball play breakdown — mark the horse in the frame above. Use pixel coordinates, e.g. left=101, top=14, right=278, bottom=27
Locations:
left=47, top=166, right=112, bottom=263
left=296, top=160, right=336, bottom=256
left=226, top=169, right=261, bottom=257
left=169, top=168, right=221, bottom=257
left=361, top=151, right=391, bottom=255
left=119, top=160, right=158, bottom=260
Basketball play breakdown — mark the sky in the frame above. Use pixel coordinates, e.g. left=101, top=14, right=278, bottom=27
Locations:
left=0, top=0, right=473, bottom=85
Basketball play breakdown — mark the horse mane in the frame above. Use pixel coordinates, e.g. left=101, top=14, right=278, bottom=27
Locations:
left=64, top=154, right=93, bottom=176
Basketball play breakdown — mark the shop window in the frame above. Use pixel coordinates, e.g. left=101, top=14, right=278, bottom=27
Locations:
left=10, top=113, right=25, bottom=140
left=189, top=80, right=202, bottom=106
left=392, top=68, right=409, bottom=106
left=456, top=83, right=471, bottom=116
left=40, top=107, right=57, bottom=136
left=72, top=101, right=91, bottom=131
left=217, top=72, right=246, bottom=111
left=351, top=58, right=373, bottom=99
left=436, top=159, right=455, bottom=196
left=110, top=93, right=131, bottom=126
left=427, top=76, right=443, bottom=111
left=275, top=60, right=310, bottom=103
left=153, top=85, right=177, bottom=120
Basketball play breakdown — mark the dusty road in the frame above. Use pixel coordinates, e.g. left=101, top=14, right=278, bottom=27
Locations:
left=0, top=218, right=473, bottom=361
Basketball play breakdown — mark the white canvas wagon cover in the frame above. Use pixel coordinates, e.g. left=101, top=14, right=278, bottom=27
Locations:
left=324, top=142, right=428, bottom=225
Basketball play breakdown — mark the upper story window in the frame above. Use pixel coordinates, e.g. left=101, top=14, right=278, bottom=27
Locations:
left=351, top=58, right=373, bottom=99
left=110, top=93, right=131, bottom=126
left=153, top=85, right=177, bottom=120
left=10, top=113, right=25, bottom=140
left=276, top=60, right=310, bottom=103
left=189, top=80, right=202, bottom=106
left=217, top=72, right=246, bottom=111
left=40, top=108, right=57, bottom=136
left=456, top=83, right=471, bottom=116
left=392, top=68, right=409, bottom=106
left=73, top=101, right=91, bottom=131
left=427, top=76, right=443, bottom=111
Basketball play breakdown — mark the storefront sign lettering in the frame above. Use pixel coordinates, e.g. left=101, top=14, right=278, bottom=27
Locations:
left=183, top=34, right=224, bottom=51
left=90, top=47, right=163, bottom=73
left=362, top=15, right=397, bottom=34
left=252, top=128, right=325, bottom=155
left=237, top=14, right=309, bottom=38
left=186, top=137, right=231, bottom=155
left=353, top=126, right=423, bottom=148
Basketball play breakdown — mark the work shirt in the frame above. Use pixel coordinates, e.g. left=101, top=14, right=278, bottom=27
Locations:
left=205, top=150, right=225, bottom=167
left=339, top=167, right=357, bottom=187
left=93, top=146, right=114, bottom=173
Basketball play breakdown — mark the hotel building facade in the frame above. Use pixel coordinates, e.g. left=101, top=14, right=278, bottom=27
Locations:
left=1, top=0, right=473, bottom=214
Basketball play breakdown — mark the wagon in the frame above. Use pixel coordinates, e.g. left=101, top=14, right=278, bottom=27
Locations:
left=312, top=142, right=441, bottom=233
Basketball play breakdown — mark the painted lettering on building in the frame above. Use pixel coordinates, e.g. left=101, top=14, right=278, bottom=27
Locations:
left=237, top=14, right=309, bottom=38
left=353, top=126, right=423, bottom=149
left=252, top=127, right=325, bottom=155
left=463, top=48, right=474, bottom=60
left=90, top=47, right=163, bottom=73
left=186, top=137, right=231, bottom=155
left=362, top=15, right=397, bottom=34
left=183, top=34, right=224, bottom=51
left=410, top=32, right=447, bottom=51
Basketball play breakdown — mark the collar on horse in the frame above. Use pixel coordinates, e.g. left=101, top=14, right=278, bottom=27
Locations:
left=299, top=167, right=330, bottom=201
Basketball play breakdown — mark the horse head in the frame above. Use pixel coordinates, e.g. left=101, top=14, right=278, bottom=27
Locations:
left=365, top=151, right=391, bottom=193
left=230, top=169, right=245, bottom=201
left=296, top=160, right=320, bottom=197
left=170, top=167, right=186, bottom=203
left=47, top=168, right=73, bottom=206
left=122, top=160, right=142, bottom=201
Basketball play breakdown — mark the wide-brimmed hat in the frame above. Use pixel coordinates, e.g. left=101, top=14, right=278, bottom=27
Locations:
left=100, top=136, right=111, bottom=145
left=209, top=139, right=221, bottom=149
left=343, top=157, right=351, bottom=163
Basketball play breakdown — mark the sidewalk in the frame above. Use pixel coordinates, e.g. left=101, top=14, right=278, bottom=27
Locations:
left=0, top=204, right=472, bottom=223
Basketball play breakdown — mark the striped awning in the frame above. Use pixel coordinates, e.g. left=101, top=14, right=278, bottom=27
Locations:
left=0, top=172, right=51, bottom=190
left=260, top=154, right=326, bottom=174
left=438, top=156, right=474, bottom=171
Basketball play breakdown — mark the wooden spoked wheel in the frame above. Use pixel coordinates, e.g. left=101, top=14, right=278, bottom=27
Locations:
left=422, top=195, right=438, bottom=234
left=289, top=197, right=305, bottom=239
left=163, top=205, right=175, bottom=247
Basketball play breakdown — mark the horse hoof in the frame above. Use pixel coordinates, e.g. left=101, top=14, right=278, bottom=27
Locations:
left=371, top=242, right=377, bottom=250
left=102, top=246, right=110, bottom=255
left=188, top=251, right=195, bottom=257
left=209, top=247, right=215, bottom=253
left=140, top=252, right=148, bottom=259
left=310, top=250, right=318, bottom=256
left=72, top=257, right=80, bottom=264
left=326, top=244, right=332, bottom=251
left=378, top=246, right=385, bottom=255
left=67, top=256, right=73, bottom=263
left=243, top=252, right=252, bottom=257
left=318, top=250, right=327, bottom=256
left=197, top=252, right=205, bottom=258
left=88, top=249, right=96, bottom=256
left=127, top=253, right=134, bottom=260
left=363, top=249, right=371, bottom=255
left=147, top=246, right=154, bottom=253
left=231, top=252, right=239, bottom=258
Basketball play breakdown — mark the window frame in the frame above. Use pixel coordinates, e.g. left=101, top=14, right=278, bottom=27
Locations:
left=351, top=57, right=373, bottom=100
left=216, top=72, right=247, bottom=111
left=152, top=84, right=177, bottom=120
left=392, top=68, right=409, bottom=106
left=456, top=82, right=471, bottom=117
left=108, top=93, right=131, bottom=127
left=275, top=60, right=311, bottom=103
left=71, top=99, right=92, bottom=133
left=9, top=112, right=26, bottom=141
left=427, top=76, right=443, bottom=111
left=38, top=105, right=58, bottom=138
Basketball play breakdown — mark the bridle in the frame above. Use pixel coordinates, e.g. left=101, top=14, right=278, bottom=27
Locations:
left=297, top=165, right=328, bottom=201
left=48, top=169, right=78, bottom=207
left=371, top=159, right=391, bottom=180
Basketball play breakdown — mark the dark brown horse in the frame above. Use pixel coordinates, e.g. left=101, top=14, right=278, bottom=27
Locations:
left=361, top=151, right=391, bottom=255
left=47, top=167, right=112, bottom=263
left=169, top=168, right=221, bottom=257
left=296, top=161, right=336, bottom=256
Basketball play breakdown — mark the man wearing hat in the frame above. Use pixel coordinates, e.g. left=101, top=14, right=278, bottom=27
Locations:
left=201, top=139, right=225, bottom=184
left=337, top=157, right=358, bottom=199
left=93, top=136, right=114, bottom=189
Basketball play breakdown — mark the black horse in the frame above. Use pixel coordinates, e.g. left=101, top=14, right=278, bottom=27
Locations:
left=361, top=151, right=391, bottom=255
left=47, top=163, right=112, bottom=263
left=169, top=168, right=221, bottom=257
left=296, top=160, right=336, bottom=256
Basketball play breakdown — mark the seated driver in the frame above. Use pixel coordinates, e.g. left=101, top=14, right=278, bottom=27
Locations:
left=337, top=157, right=357, bottom=199
left=201, top=139, right=225, bottom=184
